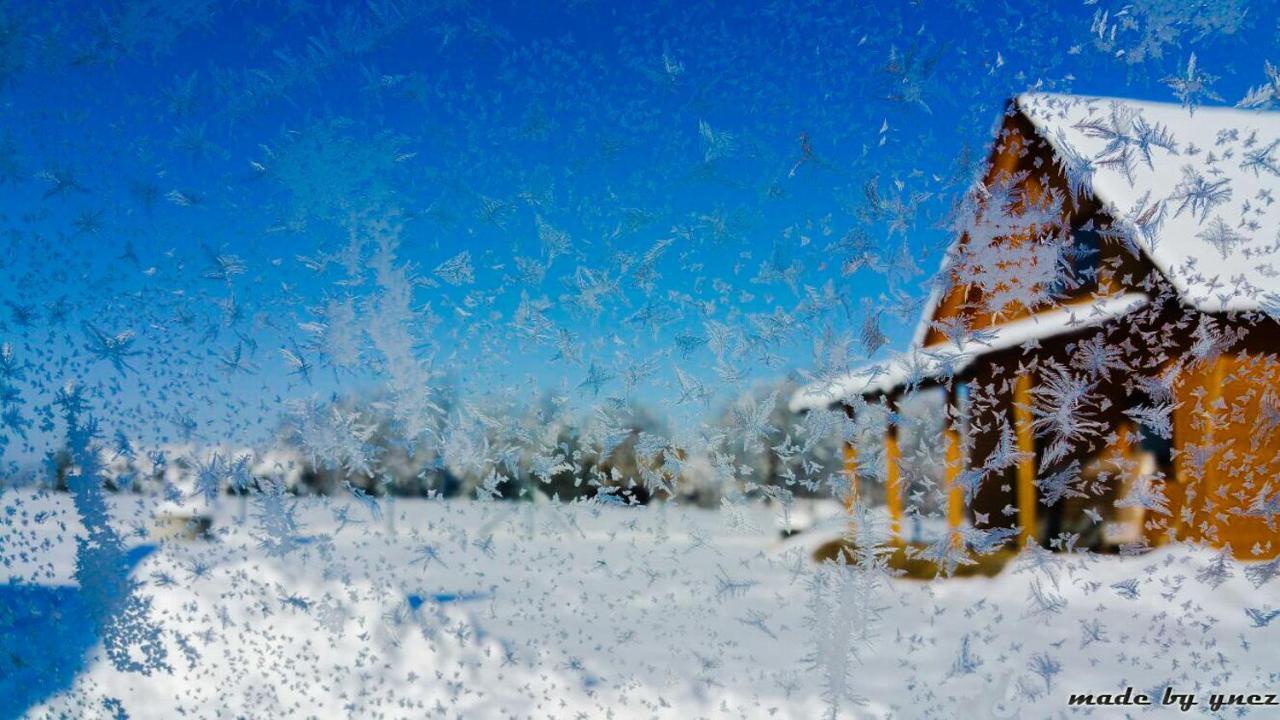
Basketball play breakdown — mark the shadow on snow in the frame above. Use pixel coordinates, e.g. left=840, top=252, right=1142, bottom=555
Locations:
left=0, top=545, right=156, bottom=720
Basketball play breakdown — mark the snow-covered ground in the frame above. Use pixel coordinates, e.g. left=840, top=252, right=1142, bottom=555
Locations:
left=2, top=489, right=1276, bottom=719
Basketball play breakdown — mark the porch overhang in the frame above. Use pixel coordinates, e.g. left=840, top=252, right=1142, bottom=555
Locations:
left=789, top=292, right=1149, bottom=412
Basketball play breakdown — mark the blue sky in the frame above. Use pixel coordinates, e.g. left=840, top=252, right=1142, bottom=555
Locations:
left=0, top=0, right=1273, bottom=463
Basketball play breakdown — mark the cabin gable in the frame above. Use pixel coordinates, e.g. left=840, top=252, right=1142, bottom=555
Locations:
left=922, top=107, right=1154, bottom=348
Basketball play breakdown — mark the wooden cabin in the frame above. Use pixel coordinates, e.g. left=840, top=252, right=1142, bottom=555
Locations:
left=792, top=93, right=1280, bottom=560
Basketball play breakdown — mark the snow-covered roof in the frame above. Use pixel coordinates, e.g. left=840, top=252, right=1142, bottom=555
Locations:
left=789, top=292, right=1148, bottom=412
left=907, top=93, right=1280, bottom=348
left=797, top=93, right=1279, bottom=413
left=1017, top=92, right=1280, bottom=314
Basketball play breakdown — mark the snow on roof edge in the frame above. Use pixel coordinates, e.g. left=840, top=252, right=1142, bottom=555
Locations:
left=789, top=292, right=1149, bottom=412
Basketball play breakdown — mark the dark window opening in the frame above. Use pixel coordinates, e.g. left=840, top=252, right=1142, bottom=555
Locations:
left=1049, top=227, right=1102, bottom=297
left=1137, top=421, right=1174, bottom=471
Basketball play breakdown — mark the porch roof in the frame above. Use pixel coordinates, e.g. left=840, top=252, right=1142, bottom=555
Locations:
left=789, top=292, right=1149, bottom=412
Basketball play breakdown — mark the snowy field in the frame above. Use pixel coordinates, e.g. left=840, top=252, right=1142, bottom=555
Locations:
left=2, top=489, right=1277, bottom=719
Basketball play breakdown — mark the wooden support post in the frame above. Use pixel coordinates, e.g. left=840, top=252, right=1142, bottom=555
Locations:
left=1196, top=356, right=1226, bottom=545
left=1172, top=357, right=1224, bottom=546
left=944, top=392, right=964, bottom=543
left=1204, top=356, right=1224, bottom=507
left=1170, top=365, right=1192, bottom=543
left=1112, top=422, right=1146, bottom=547
left=842, top=441, right=859, bottom=512
left=885, top=409, right=903, bottom=544
left=1013, top=373, right=1037, bottom=548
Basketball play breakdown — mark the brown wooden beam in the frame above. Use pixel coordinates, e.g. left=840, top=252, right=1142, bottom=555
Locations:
left=944, top=388, right=965, bottom=544
left=885, top=402, right=903, bottom=544
left=1013, top=373, right=1037, bottom=547
left=841, top=441, right=859, bottom=513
